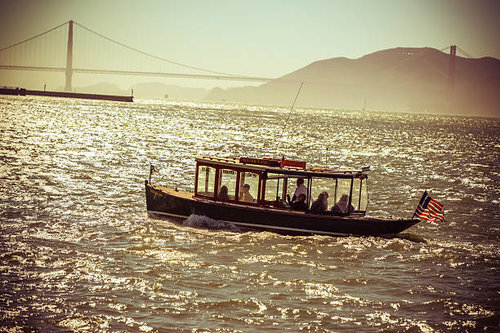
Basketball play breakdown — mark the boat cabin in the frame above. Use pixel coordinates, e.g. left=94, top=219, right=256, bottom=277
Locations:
left=194, top=156, right=369, bottom=215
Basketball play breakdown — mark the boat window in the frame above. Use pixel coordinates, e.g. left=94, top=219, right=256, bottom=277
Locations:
left=351, top=177, right=368, bottom=212
left=308, top=177, right=357, bottom=213
left=218, top=168, right=237, bottom=201
left=331, top=178, right=350, bottom=203
left=310, top=177, right=336, bottom=209
left=330, top=178, right=353, bottom=212
left=238, top=171, right=259, bottom=203
left=263, top=173, right=286, bottom=203
left=286, top=177, right=310, bottom=202
left=196, top=165, right=216, bottom=198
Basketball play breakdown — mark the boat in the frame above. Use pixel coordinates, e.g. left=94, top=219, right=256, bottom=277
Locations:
left=145, top=156, right=420, bottom=236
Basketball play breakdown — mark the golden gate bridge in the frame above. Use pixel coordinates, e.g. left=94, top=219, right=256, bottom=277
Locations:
left=0, top=20, right=274, bottom=92
left=0, top=20, right=471, bottom=97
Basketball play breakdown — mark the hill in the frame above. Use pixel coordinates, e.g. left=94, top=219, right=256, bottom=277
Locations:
left=131, top=82, right=208, bottom=100
left=69, top=82, right=209, bottom=101
left=206, top=47, right=500, bottom=116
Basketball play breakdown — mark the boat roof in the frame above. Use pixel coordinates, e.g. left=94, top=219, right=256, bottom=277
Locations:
left=195, top=156, right=368, bottom=179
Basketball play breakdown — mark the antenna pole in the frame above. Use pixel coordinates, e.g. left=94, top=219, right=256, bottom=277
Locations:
left=276, top=82, right=304, bottom=157
left=283, top=82, right=304, bottom=129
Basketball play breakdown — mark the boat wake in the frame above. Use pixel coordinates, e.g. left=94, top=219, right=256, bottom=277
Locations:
left=182, top=214, right=243, bottom=232
left=394, top=233, right=427, bottom=243
left=376, top=232, right=428, bottom=243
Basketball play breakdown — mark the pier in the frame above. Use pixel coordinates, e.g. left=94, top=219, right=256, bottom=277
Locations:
left=0, top=87, right=133, bottom=102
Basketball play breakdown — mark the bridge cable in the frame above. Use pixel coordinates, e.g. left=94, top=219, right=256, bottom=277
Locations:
left=439, top=45, right=474, bottom=59
left=0, top=21, right=67, bottom=53
left=456, top=46, right=473, bottom=58
left=73, top=21, right=246, bottom=78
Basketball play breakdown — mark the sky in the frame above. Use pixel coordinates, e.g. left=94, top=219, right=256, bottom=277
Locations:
left=0, top=0, right=499, bottom=89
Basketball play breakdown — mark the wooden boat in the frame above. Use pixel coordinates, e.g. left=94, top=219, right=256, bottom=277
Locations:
left=145, top=156, right=420, bottom=236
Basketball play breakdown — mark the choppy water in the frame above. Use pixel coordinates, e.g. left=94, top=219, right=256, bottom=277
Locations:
left=0, top=96, right=498, bottom=332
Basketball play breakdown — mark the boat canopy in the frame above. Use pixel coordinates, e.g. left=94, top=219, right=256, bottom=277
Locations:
left=194, top=156, right=369, bottom=215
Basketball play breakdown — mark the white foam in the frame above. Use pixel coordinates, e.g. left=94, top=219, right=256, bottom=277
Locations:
left=182, top=214, right=240, bottom=232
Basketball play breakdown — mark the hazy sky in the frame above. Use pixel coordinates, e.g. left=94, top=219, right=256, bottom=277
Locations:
left=0, top=0, right=499, bottom=88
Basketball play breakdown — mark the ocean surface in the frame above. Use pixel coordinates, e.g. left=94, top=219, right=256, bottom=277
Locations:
left=0, top=96, right=498, bottom=332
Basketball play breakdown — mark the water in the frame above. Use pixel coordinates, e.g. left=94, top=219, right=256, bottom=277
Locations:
left=0, top=96, right=498, bottom=331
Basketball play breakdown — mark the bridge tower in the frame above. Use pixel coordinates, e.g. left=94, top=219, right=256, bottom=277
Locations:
left=65, top=20, right=74, bottom=92
left=447, top=45, right=456, bottom=102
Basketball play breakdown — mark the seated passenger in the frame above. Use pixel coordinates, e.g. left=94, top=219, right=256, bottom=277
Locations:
left=310, top=191, right=329, bottom=214
left=290, top=193, right=307, bottom=211
left=239, top=184, right=254, bottom=202
left=331, top=194, right=354, bottom=215
left=218, top=185, right=230, bottom=201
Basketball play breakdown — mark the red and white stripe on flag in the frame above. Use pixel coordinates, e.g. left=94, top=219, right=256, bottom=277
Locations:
left=415, top=192, right=445, bottom=222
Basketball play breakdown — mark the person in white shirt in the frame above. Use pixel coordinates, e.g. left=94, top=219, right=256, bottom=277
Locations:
left=292, top=178, right=307, bottom=203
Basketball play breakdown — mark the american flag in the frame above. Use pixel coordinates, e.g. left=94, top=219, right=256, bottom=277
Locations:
left=413, top=191, right=445, bottom=222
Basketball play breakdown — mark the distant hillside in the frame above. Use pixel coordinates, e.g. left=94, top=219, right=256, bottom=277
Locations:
left=72, top=82, right=131, bottom=96
left=70, top=82, right=209, bottom=100
left=131, top=82, right=208, bottom=100
left=206, top=47, right=500, bottom=116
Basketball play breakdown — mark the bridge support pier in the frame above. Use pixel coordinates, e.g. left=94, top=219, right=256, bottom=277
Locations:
left=65, top=20, right=73, bottom=92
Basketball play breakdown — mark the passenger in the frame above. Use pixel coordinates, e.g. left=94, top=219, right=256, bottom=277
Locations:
left=218, top=185, right=230, bottom=201
left=321, top=191, right=329, bottom=211
left=331, top=194, right=354, bottom=215
left=290, top=193, right=307, bottom=211
left=310, top=191, right=329, bottom=214
left=240, top=184, right=254, bottom=202
left=291, top=178, right=307, bottom=202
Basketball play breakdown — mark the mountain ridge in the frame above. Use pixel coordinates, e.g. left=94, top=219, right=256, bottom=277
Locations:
left=206, top=47, right=500, bottom=116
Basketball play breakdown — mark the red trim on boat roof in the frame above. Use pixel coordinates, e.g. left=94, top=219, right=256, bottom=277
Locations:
left=195, top=156, right=367, bottom=179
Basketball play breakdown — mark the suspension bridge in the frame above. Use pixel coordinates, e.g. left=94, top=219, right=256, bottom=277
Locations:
left=0, top=20, right=472, bottom=99
left=0, top=20, right=274, bottom=93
